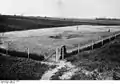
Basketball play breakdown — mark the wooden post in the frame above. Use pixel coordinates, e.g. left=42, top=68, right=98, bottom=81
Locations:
left=28, top=48, right=29, bottom=59
left=26, top=47, right=29, bottom=59
left=61, top=45, right=66, bottom=60
left=92, top=40, right=94, bottom=50
left=78, top=43, right=80, bottom=54
left=56, top=47, right=59, bottom=62
left=62, top=46, right=64, bottom=60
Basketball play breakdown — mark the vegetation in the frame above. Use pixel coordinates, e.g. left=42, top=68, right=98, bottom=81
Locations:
left=0, top=48, right=45, bottom=61
left=0, top=15, right=120, bottom=32
left=0, top=54, right=55, bottom=80
left=0, top=14, right=120, bottom=80
left=66, top=36, right=120, bottom=80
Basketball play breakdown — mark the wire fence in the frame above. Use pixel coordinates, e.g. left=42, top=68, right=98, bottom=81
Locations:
left=0, top=31, right=120, bottom=62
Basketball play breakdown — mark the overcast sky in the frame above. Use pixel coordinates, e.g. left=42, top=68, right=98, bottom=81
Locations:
left=0, top=0, right=120, bottom=18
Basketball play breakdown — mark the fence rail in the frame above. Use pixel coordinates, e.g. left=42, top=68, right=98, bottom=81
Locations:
left=0, top=31, right=120, bottom=62
left=67, top=32, right=120, bottom=54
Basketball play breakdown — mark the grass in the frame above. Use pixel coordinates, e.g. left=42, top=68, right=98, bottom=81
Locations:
left=65, top=36, right=120, bottom=80
left=70, top=72, right=95, bottom=80
left=1, top=34, right=120, bottom=80
left=0, top=54, right=55, bottom=80
left=0, top=15, right=79, bottom=32
left=0, top=14, right=120, bottom=32
left=1, top=14, right=120, bottom=80
left=1, top=25, right=118, bottom=61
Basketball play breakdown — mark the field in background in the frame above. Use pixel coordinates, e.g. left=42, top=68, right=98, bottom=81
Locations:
left=0, top=15, right=120, bottom=32
left=0, top=25, right=120, bottom=60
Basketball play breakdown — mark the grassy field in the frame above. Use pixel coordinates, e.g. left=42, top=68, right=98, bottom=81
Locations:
left=50, top=36, right=120, bottom=80
left=0, top=15, right=120, bottom=32
left=1, top=32, right=120, bottom=80
left=67, top=36, right=120, bottom=80
left=1, top=15, right=120, bottom=80
left=0, top=15, right=80, bottom=32
left=0, top=25, right=120, bottom=61
left=0, top=53, right=56, bottom=80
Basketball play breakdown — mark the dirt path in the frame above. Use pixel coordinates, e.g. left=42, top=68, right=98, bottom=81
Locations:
left=41, top=60, right=76, bottom=80
left=40, top=60, right=98, bottom=80
left=59, top=68, right=79, bottom=80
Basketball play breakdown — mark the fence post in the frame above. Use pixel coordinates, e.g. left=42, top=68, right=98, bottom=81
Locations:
left=56, top=47, right=59, bottom=62
left=78, top=43, right=80, bottom=54
left=92, top=40, right=94, bottom=50
left=26, top=47, right=29, bottom=59
left=61, top=45, right=66, bottom=60
left=62, top=46, right=64, bottom=60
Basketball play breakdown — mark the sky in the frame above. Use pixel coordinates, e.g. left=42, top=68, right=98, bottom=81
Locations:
left=0, top=0, right=120, bottom=18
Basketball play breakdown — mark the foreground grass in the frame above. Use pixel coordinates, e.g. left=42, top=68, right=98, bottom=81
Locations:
left=0, top=55, right=54, bottom=80
left=61, top=36, right=120, bottom=80
left=1, top=36, right=120, bottom=80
